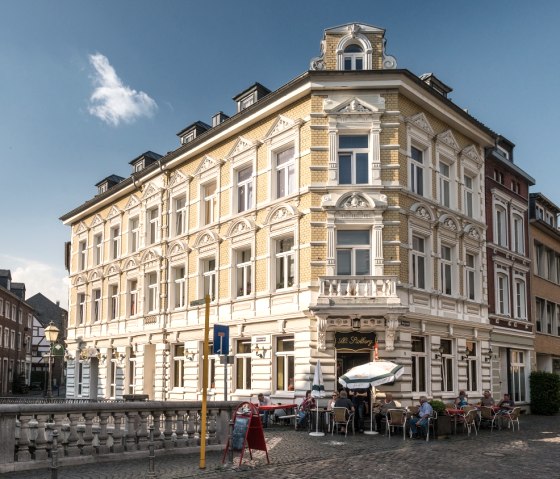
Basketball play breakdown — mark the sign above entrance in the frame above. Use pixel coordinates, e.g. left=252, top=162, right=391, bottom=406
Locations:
left=335, top=332, right=376, bottom=352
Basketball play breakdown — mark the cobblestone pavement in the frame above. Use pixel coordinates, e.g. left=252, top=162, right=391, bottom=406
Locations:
left=2, top=414, right=560, bottom=479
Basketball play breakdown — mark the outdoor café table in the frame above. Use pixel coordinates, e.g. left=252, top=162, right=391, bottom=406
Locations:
left=309, top=408, right=331, bottom=433
left=445, top=408, right=464, bottom=435
left=258, top=403, right=298, bottom=428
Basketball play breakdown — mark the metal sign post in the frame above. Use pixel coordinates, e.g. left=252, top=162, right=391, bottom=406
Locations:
left=214, top=324, right=230, bottom=401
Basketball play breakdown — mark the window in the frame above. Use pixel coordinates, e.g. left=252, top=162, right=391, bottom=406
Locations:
left=78, top=240, right=87, bottom=270
left=536, top=297, right=545, bottom=332
left=147, top=207, right=159, bottom=244
left=275, top=237, right=295, bottom=289
left=128, top=280, right=138, bottom=316
left=147, top=272, right=158, bottom=312
left=236, top=249, right=252, bottom=297
left=276, top=147, right=295, bottom=198
left=78, top=293, right=86, bottom=324
left=10, top=330, right=15, bottom=349
left=494, top=169, right=504, bottom=184
left=464, top=174, right=474, bottom=218
left=0, top=299, right=2, bottom=318
left=173, top=266, right=185, bottom=309
left=535, top=243, right=545, bottom=277
left=411, top=336, right=427, bottom=393
left=202, top=181, right=217, bottom=225
left=92, top=289, right=101, bottom=322
left=110, top=226, right=120, bottom=259
left=204, top=341, right=217, bottom=389
left=410, top=146, right=424, bottom=196
left=76, top=362, right=83, bottom=396
left=546, top=302, right=555, bottom=334
left=129, top=217, right=140, bottom=253
left=514, top=279, right=526, bottom=319
left=174, top=196, right=186, bottom=236
left=110, top=284, right=119, bottom=320
left=439, top=162, right=451, bottom=207
left=3, top=328, right=8, bottom=348
left=546, top=211, right=555, bottom=227
left=536, top=205, right=544, bottom=221
left=275, top=336, right=295, bottom=391
left=512, top=214, right=524, bottom=254
left=336, top=230, right=370, bottom=275
left=465, top=341, right=478, bottom=393
left=338, top=135, right=368, bottom=185
left=440, top=245, right=452, bottom=295
left=11, top=305, right=16, bottom=322
left=235, top=340, right=252, bottom=390
left=4, top=301, right=9, bottom=319
left=411, top=235, right=426, bottom=289
left=497, top=272, right=510, bottom=315
left=495, top=205, right=508, bottom=247
left=127, top=350, right=136, bottom=395
left=237, top=166, right=253, bottom=213
left=343, top=43, right=364, bottom=70
left=109, top=356, right=118, bottom=398
left=173, top=344, right=185, bottom=388
left=202, top=258, right=217, bottom=301
left=465, top=253, right=476, bottom=301
left=94, top=233, right=103, bottom=265
left=440, top=339, right=454, bottom=393
left=510, top=350, right=527, bottom=402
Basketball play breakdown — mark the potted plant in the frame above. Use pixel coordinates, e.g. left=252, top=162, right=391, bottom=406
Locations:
left=429, top=399, right=452, bottom=438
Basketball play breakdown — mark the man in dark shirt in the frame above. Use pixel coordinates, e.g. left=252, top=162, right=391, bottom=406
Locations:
left=350, top=388, right=368, bottom=432
left=333, top=390, right=355, bottom=434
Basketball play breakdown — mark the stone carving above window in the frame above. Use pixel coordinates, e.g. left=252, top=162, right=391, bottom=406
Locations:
left=342, top=193, right=370, bottom=209
left=437, top=129, right=460, bottom=152
left=406, top=112, right=435, bottom=136
left=441, top=217, right=458, bottom=231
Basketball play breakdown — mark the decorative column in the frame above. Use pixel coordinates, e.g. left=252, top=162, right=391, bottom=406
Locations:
left=327, top=127, right=338, bottom=185
left=370, top=127, right=381, bottom=185
left=384, top=314, right=400, bottom=352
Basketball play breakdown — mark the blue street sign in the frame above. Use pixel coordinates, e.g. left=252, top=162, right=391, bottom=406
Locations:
left=213, top=324, right=229, bottom=356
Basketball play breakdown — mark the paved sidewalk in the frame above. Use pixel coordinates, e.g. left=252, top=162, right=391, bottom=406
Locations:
left=2, top=414, right=559, bottom=479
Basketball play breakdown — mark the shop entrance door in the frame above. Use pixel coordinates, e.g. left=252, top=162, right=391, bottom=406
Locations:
left=336, top=352, right=371, bottom=388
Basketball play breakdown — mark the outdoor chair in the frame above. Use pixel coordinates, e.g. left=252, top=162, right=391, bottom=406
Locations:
left=331, top=407, right=355, bottom=437
left=407, top=405, right=420, bottom=416
left=425, top=410, right=437, bottom=442
left=501, top=407, right=521, bottom=431
left=460, top=409, right=478, bottom=436
left=479, top=406, right=499, bottom=432
left=386, top=408, right=407, bottom=439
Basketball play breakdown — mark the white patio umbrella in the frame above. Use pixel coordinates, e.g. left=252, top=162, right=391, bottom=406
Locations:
left=309, top=360, right=325, bottom=437
left=338, top=361, right=404, bottom=435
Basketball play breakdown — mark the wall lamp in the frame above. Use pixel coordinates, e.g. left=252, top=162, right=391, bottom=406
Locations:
left=252, top=344, right=268, bottom=359
left=484, top=349, right=494, bottom=362
left=184, top=349, right=196, bottom=361
left=434, top=346, right=445, bottom=360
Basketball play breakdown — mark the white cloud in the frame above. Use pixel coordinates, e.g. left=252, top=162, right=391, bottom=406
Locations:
left=0, top=255, right=68, bottom=309
left=87, top=53, right=157, bottom=126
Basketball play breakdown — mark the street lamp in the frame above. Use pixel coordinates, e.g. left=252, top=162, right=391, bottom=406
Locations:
left=44, top=321, right=60, bottom=398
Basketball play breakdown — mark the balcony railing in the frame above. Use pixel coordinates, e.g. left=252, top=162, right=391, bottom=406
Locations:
left=318, top=275, right=400, bottom=303
left=0, top=400, right=235, bottom=474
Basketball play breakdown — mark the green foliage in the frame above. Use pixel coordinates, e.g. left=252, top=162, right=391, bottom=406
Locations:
left=530, top=371, right=560, bottom=415
left=429, top=399, right=446, bottom=415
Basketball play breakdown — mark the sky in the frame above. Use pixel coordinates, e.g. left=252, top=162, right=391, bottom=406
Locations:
left=1, top=0, right=560, bottom=309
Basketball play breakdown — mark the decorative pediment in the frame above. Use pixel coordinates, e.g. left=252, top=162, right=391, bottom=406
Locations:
left=193, top=155, right=219, bottom=176
left=123, top=258, right=138, bottom=271
left=75, top=222, right=88, bottom=234
left=464, top=224, right=482, bottom=241
left=124, top=194, right=140, bottom=210
left=169, top=240, right=189, bottom=257
left=437, top=130, right=460, bottom=152
left=141, top=183, right=160, bottom=200
left=325, top=96, right=381, bottom=115
left=104, top=264, right=121, bottom=277
left=406, top=113, right=435, bottom=136
left=107, top=206, right=121, bottom=219
left=338, top=192, right=373, bottom=209
left=193, top=230, right=220, bottom=250
left=264, top=204, right=298, bottom=225
left=72, top=275, right=86, bottom=287
left=168, top=170, right=189, bottom=189
left=87, top=269, right=103, bottom=282
left=226, top=218, right=257, bottom=238
left=265, top=115, right=295, bottom=139
left=227, top=137, right=255, bottom=158
left=90, top=214, right=104, bottom=228
left=411, top=203, right=434, bottom=221
left=461, top=144, right=482, bottom=165
left=140, top=249, right=162, bottom=264
left=439, top=215, right=458, bottom=232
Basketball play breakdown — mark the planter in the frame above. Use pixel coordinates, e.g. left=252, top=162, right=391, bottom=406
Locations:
left=435, top=414, right=453, bottom=437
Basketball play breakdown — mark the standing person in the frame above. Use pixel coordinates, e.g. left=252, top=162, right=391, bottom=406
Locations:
left=296, top=390, right=316, bottom=430
left=375, top=392, right=397, bottom=432
left=480, top=390, right=495, bottom=406
left=257, top=393, right=271, bottom=428
left=408, top=396, right=433, bottom=439
left=351, top=388, right=368, bottom=432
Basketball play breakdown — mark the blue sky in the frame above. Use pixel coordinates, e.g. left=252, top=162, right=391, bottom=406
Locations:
left=1, top=0, right=559, bottom=308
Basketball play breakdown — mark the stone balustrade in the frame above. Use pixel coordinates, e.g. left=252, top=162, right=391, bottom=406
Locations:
left=318, top=275, right=399, bottom=301
left=0, top=400, right=236, bottom=473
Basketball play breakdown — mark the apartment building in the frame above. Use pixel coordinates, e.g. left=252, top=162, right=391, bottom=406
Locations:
left=61, top=23, right=503, bottom=404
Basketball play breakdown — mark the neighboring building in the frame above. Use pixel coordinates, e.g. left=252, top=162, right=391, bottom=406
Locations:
left=61, top=22, right=506, bottom=404
left=529, top=193, right=560, bottom=375
left=0, top=270, right=33, bottom=394
left=27, top=293, right=68, bottom=392
left=484, top=137, right=535, bottom=405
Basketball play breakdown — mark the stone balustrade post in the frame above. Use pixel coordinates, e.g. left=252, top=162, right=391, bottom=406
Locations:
left=152, top=411, right=164, bottom=449
left=16, top=414, right=32, bottom=462
left=33, top=414, right=49, bottom=461
left=111, top=412, right=125, bottom=453
left=163, top=410, right=174, bottom=449
left=175, top=410, right=186, bottom=447
left=137, top=411, right=149, bottom=451
left=186, top=410, right=197, bottom=447
left=125, top=411, right=138, bottom=452
left=66, top=413, right=81, bottom=457
left=97, top=412, right=110, bottom=455
left=81, top=412, right=95, bottom=456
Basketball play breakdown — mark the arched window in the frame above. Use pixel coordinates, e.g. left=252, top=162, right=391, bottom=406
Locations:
left=343, top=44, right=364, bottom=70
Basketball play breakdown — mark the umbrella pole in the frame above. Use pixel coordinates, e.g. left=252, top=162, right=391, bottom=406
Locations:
left=364, top=386, right=379, bottom=435
left=309, top=405, right=325, bottom=436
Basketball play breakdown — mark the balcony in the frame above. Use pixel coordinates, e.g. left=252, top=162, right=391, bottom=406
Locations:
left=316, top=275, right=401, bottom=307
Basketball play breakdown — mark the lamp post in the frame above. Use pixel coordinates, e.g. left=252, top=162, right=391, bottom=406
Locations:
left=44, top=322, right=60, bottom=398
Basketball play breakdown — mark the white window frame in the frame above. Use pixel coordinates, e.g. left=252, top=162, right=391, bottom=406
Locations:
left=337, top=134, right=369, bottom=185
left=128, top=279, right=138, bottom=317
left=342, top=43, right=365, bottom=70
left=110, top=225, right=120, bottom=260
left=495, top=205, right=508, bottom=247
left=510, top=350, right=528, bottom=403
left=201, top=257, right=217, bottom=302
left=235, top=248, right=252, bottom=298
left=496, top=269, right=510, bottom=316
left=172, top=265, right=186, bottom=309
left=201, top=181, right=217, bottom=226
left=465, top=252, right=477, bottom=301
left=336, top=229, right=371, bottom=276
left=93, top=233, right=103, bottom=266
left=78, top=240, right=87, bottom=271
left=511, top=213, right=524, bottom=254
left=108, top=356, right=118, bottom=398
left=275, top=336, right=295, bottom=392
left=235, top=339, right=252, bottom=391
left=275, top=146, right=295, bottom=199
left=440, top=244, right=454, bottom=295
left=109, top=284, right=119, bottom=320
left=410, top=145, right=426, bottom=196
left=236, top=165, right=253, bottom=213
left=146, top=272, right=158, bottom=313
left=147, top=207, right=159, bottom=245
left=274, top=237, right=295, bottom=290
left=465, top=341, right=479, bottom=393
left=411, top=336, right=427, bottom=394
left=173, top=344, right=185, bottom=388
left=173, top=195, right=187, bottom=237
left=411, top=234, right=427, bottom=290
left=440, top=339, right=455, bottom=393
left=463, top=173, right=475, bottom=218
left=129, top=216, right=140, bottom=253
left=92, top=288, right=101, bottom=322
left=438, top=160, right=452, bottom=208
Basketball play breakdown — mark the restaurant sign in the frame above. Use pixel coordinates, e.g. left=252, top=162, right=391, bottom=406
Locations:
left=335, top=332, right=376, bottom=352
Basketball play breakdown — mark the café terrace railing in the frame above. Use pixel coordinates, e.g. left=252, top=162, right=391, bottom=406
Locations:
left=0, top=400, right=236, bottom=474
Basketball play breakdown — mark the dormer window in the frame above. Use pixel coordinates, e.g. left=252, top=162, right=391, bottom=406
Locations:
left=240, top=95, right=255, bottom=111
left=497, top=145, right=510, bottom=160
left=343, top=44, right=364, bottom=70
left=182, top=131, right=195, bottom=144
left=134, top=162, right=144, bottom=172
left=233, top=83, right=270, bottom=113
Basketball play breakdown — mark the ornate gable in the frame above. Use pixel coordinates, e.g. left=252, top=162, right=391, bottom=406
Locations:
left=227, top=137, right=255, bottom=158
left=439, top=215, right=459, bottom=232
left=461, top=144, right=483, bottom=165
left=169, top=240, right=189, bottom=257
left=75, top=222, right=88, bottom=234
left=226, top=218, right=256, bottom=238
left=193, top=155, right=219, bottom=177
left=123, top=258, right=138, bottom=271
left=104, top=264, right=121, bottom=277
left=437, top=130, right=460, bottom=152
left=265, top=115, right=295, bottom=140
left=264, top=204, right=298, bottom=225
left=141, top=183, right=160, bottom=200
left=140, top=248, right=161, bottom=265
left=107, top=206, right=121, bottom=219
left=90, top=214, right=104, bottom=228
left=125, top=194, right=140, bottom=210
left=168, top=170, right=189, bottom=188
left=464, top=224, right=482, bottom=241
left=324, top=96, right=384, bottom=115
left=193, top=230, right=220, bottom=250
left=338, top=192, right=373, bottom=209
left=406, top=112, right=435, bottom=136
left=411, top=202, right=434, bottom=222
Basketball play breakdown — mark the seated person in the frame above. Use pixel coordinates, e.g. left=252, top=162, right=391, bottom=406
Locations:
left=257, top=393, right=271, bottom=427
left=454, top=390, right=469, bottom=408
left=480, top=390, right=495, bottom=407
left=333, top=390, right=355, bottom=433
left=375, top=392, right=397, bottom=432
left=497, top=393, right=515, bottom=413
left=327, top=391, right=339, bottom=411
left=296, top=390, right=316, bottom=429
left=408, top=396, right=433, bottom=438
